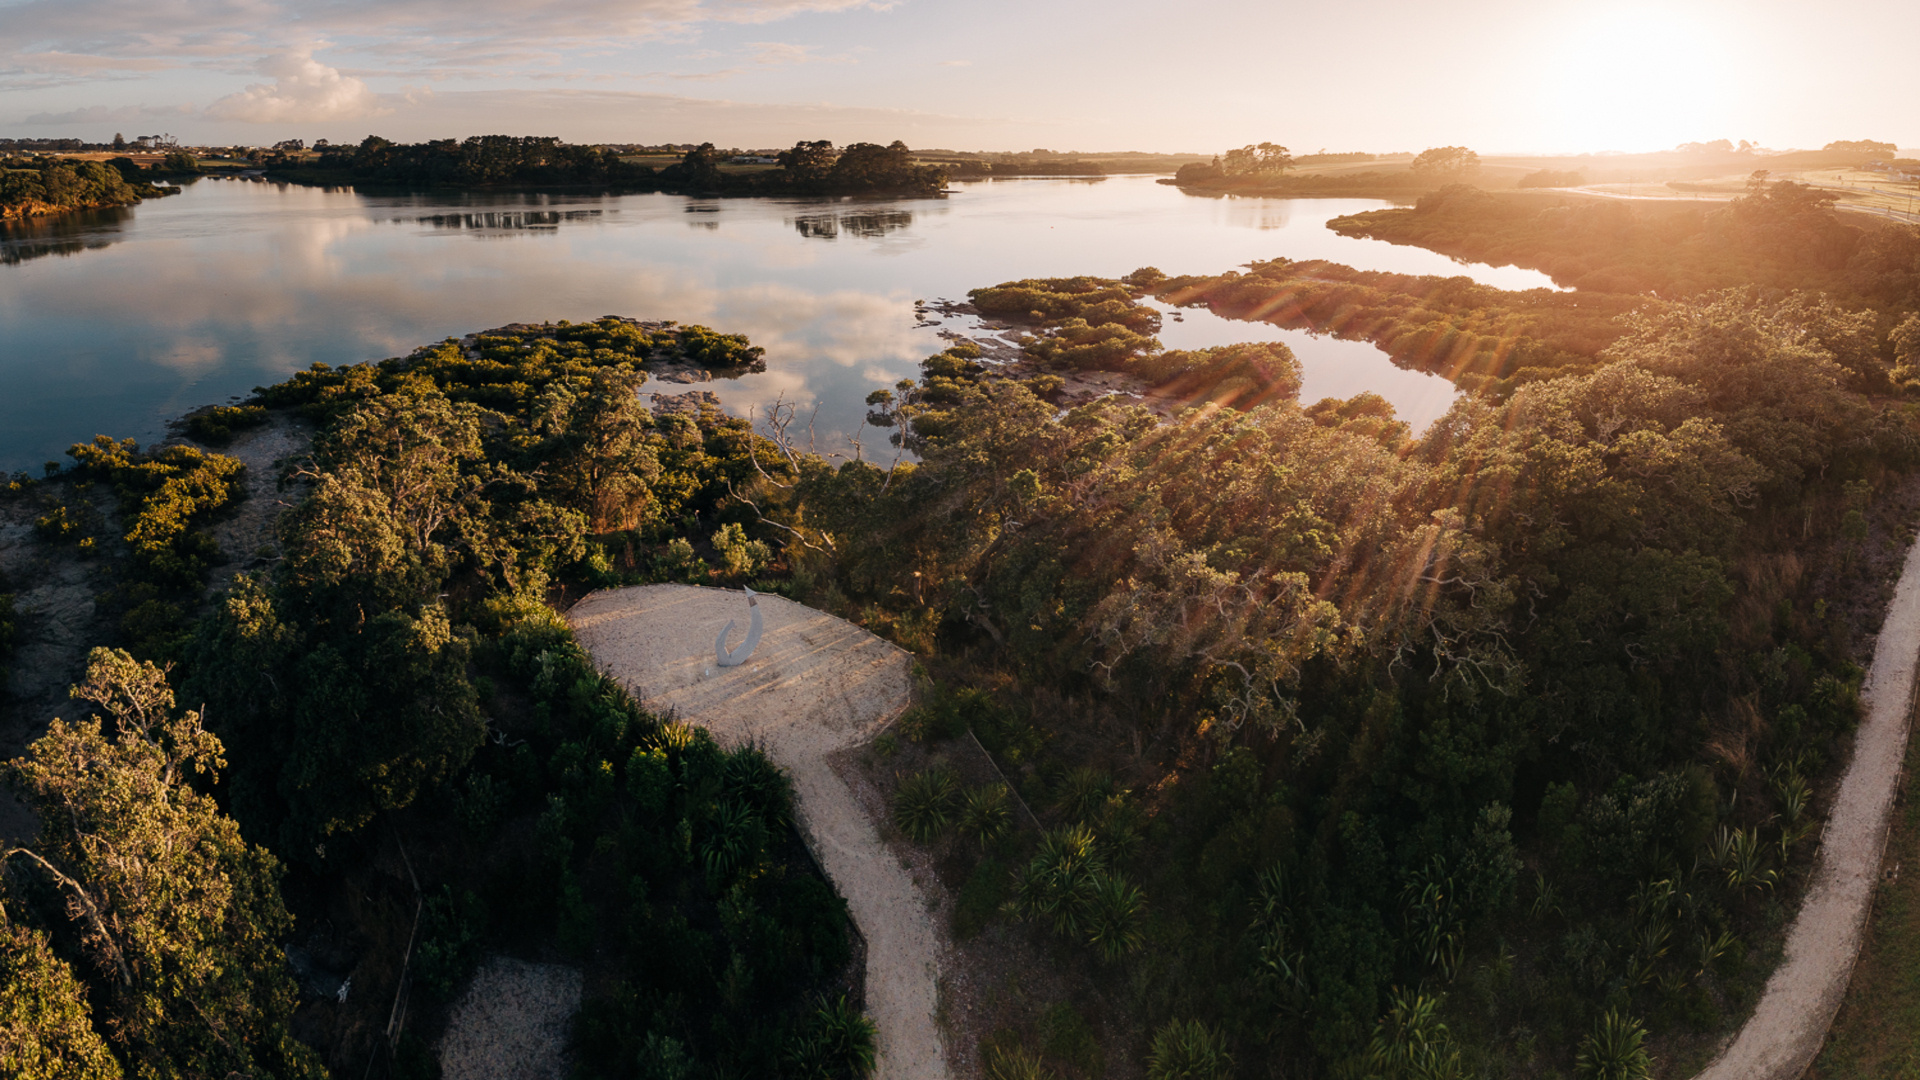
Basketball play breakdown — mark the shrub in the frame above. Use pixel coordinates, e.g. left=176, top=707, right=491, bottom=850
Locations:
left=784, top=995, right=877, bottom=1080
left=1574, top=1009, right=1652, bottom=1080
left=712, top=522, right=771, bottom=578
left=958, top=783, right=1012, bottom=848
left=1082, top=873, right=1146, bottom=961
left=184, top=405, right=269, bottom=446
left=893, top=767, right=959, bottom=842
left=1147, top=1019, right=1232, bottom=1080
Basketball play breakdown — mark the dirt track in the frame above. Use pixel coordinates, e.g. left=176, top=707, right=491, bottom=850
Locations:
left=1692, top=536, right=1920, bottom=1080
left=568, top=584, right=950, bottom=1080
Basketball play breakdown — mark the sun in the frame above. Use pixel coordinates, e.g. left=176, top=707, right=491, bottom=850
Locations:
left=1537, top=5, right=1742, bottom=152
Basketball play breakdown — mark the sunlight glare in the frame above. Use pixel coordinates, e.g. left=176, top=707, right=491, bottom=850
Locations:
left=1539, top=6, right=1740, bottom=152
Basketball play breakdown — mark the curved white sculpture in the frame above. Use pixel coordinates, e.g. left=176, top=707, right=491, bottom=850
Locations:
left=713, top=586, right=764, bottom=667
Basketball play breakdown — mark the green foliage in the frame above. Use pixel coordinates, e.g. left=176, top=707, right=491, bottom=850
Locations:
left=1327, top=184, right=1920, bottom=311
left=1409, top=146, right=1481, bottom=179
left=413, top=887, right=489, bottom=1001
left=984, top=1042, right=1059, bottom=1080
left=1362, top=989, right=1467, bottom=1080
left=1146, top=1019, right=1233, bottom=1080
left=183, top=404, right=269, bottom=446
left=2, top=649, right=323, bottom=1079
left=297, top=133, right=946, bottom=196
left=957, top=783, right=1013, bottom=848
left=713, top=522, right=771, bottom=578
left=893, top=767, right=960, bottom=842
left=783, top=995, right=878, bottom=1080
left=1157, top=254, right=1638, bottom=388
left=0, top=923, right=119, bottom=1080
left=770, top=276, right=1895, bottom=1072
left=1574, top=1009, right=1653, bottom=1080
left=1, top=158, right=173, bottom=217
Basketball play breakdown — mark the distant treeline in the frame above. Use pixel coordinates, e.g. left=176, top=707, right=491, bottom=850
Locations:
left=0, top=159, right=176, bottom=220
left=278, top=135, right=948, bottom=196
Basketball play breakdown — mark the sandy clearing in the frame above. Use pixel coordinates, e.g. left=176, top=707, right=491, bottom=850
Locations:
left=439, top=955, right=583, bottom=1080
left=568, top=584, right=949, bottom=1080
left=1691, top=535, right=1920, bottom=1080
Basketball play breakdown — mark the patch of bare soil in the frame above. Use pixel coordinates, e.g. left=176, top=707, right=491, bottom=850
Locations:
left=0, top=411, right=312, bottom=844
left=0, top=484, right=117, bottom=843
left=568, top=584, right=949, bottom=1080
left=439, top=956, right=583, bottom=1080
left=177, top=412, right=315, bottom=594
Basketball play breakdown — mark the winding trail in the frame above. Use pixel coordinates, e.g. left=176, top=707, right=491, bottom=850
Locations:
left=1692, top=537, right=1920, bottom=1080
left=568, top=584, right=950, bottom=1080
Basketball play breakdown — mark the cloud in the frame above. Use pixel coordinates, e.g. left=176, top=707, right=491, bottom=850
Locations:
left=747, top=41, right=853, bottom=66
left=0, top=0, right=890, bottom=74
left=13, top=51, right=174, bottom=74
left=938, top=59, right=970, bottom=67
left=21, top=102, right=195, bottom=125
left=204, top=50, right=388, bottom=122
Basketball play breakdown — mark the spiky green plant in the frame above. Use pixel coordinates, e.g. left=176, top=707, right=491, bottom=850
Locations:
left=1015, top=824, right=1106, bottom=939
left=1054, top=766, right=1114, bottom=823
left=1083, top=872, right=1146, bottom=961
left=1574, top=1009, right=1652, bottom=1080
left=892, top=767, right=959, bottom=842
left=1146, top=1019, right=1232, bottom=1080
left=958, top=783, right=1012, bottom=848
left=784, top=995, right=878, bottom=1080
left=984, top=1043, right=1057, bottom=1080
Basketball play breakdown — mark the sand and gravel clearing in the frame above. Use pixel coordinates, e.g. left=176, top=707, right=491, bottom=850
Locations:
left=439, top=956, right=583, bottom=1080
left=1691, top=535, right=1920, bottom=1080
left=569, top=584, right=950, bottom=1080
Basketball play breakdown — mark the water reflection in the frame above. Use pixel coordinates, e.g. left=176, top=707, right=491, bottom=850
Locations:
left=0, top=176, right=1562, bottom=471
left=790, top=210, right=914, bottom=241
left=0, top=206, right=133, bottom=266
left=406, top=209, right=607, bottom=231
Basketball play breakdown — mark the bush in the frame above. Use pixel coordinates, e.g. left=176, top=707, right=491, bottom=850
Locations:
left=958, top=784, right=1012, bottom=848
left=712, top=522, right=771, bottom=578
left=184, top=405, right=269, bottom=446
left=784, top=995, right=877, bottom=1080
left=1575, top=1010, right=1652, bottom=1080
left=1147, top=1019, right=1232, bottom=1080
left=893, top=767, right=960, bottom=842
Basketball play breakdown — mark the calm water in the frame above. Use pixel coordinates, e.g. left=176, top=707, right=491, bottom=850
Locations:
left=0, top=175, right=1558, bottom=471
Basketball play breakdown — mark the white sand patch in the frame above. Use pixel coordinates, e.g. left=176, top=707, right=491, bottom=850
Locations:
left=1692, top=535, right=1920, bottom=1080
left=569, top=584, right=950, bottom=1080
left=439, top=956, right=583, bottom=1080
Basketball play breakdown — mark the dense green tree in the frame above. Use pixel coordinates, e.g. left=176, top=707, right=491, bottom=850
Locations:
left=1408, top=146, right=1480, bottom=180
left=0, top=923, right=119, bottom=1080
left=3, top=649, right=323, bottom=1079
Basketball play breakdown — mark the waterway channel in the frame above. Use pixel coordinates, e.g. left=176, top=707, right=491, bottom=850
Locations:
left=0, top=174, right=1560, bottom=470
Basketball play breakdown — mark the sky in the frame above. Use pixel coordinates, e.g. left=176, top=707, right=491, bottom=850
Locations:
left=2, top=0, right=1916, bottom=155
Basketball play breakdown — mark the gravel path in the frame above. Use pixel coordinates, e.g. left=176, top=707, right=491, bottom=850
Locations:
left=569, top=584, right=950, bottom=1080
left=1692, top=536, right=1920, bottom=1080
left=439, top=956, right=583, bottom=1080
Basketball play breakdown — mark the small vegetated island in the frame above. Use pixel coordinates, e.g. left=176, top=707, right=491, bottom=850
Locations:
left=4, top=154, right=1920, bottom=1080
left=0, top=153, right=194, bottom=220
left=271, top=135, right=949, bottom=197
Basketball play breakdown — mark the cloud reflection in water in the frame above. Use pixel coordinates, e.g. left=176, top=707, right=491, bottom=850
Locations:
left=0, top=176, right=1562, bottom=471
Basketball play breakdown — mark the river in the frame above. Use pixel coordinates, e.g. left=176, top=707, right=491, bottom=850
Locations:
left=0, top=174, right=1559, bottom=471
